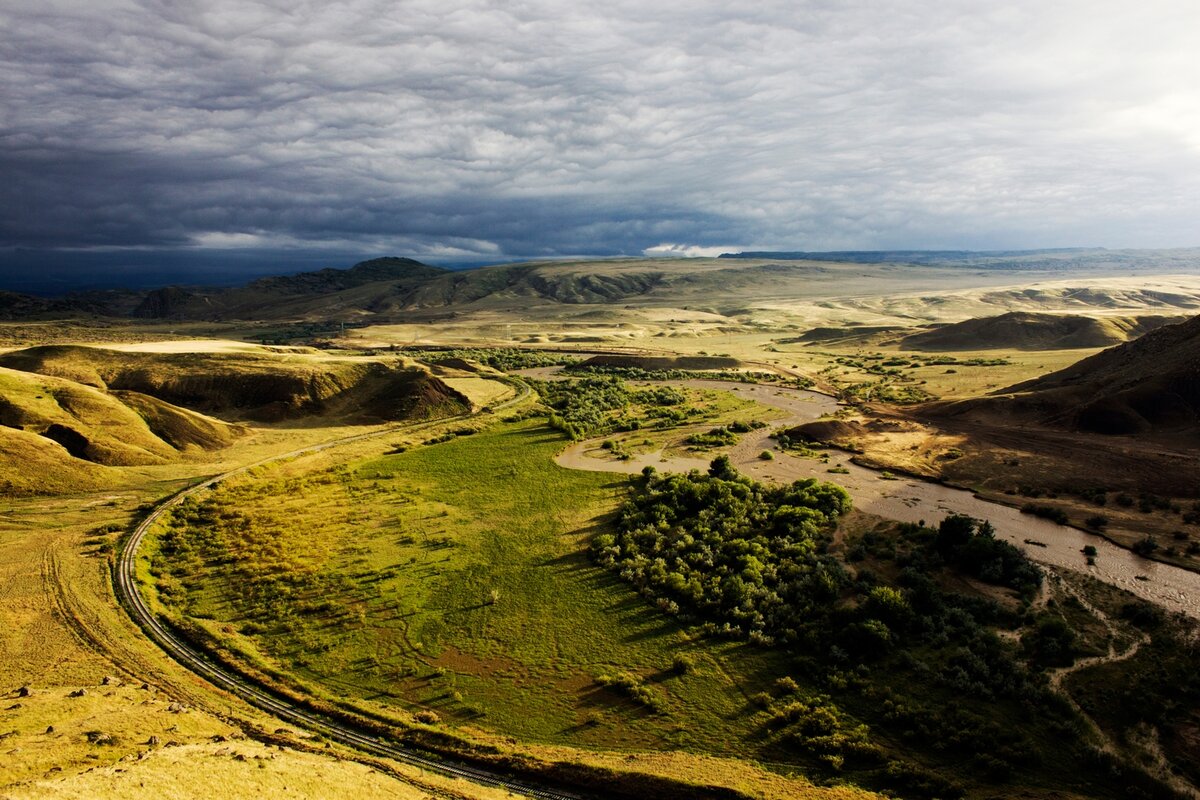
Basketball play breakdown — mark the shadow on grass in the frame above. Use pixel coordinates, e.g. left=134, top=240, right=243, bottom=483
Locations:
left=575, top=683, right=661, bottom=718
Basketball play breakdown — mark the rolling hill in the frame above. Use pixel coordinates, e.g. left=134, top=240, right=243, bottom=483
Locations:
left=0, top=345, right=470, bottom=424
left=921, top=314, right=1200, bottom=436
left=900, top=312, right=1185, bottom=351
left=0, top=365, right=248, bottom=495
left=3, top=251, right=1200, bottom=332
left=0, top=366, right=240, bottom=466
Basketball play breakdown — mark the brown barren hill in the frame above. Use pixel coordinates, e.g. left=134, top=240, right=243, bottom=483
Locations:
left=900, top=311, right=1185, bottom=351
left=921, top=314, right=1200, bottom=437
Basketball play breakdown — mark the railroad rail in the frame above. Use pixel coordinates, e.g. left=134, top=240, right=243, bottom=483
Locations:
left=114, top=379, right=584, bottom=800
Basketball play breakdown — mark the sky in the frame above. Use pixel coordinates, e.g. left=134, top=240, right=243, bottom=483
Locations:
left=3, top=0, right=1200, bottom=290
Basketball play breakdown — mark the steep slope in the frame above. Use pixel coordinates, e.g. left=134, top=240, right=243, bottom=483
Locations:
left=921, top=315, right=1200, bottom=436
left=900, top=312, right=1185, bottom=351
left=0, top=425, right=118, bottom=495
left=0, top=346, right=469, bottom=423
left=113, top=390, right=244, bottom=450
left=0, top=366, right=246, bottom=497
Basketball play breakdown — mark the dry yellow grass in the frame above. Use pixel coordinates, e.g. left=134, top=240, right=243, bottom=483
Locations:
left=0, top=403, right=519, bottom=800
left=436, top=376, right=516, bottom=409
left=505, top=742, right=879, bottom=800
left=5, top=737, right=530, bottom=800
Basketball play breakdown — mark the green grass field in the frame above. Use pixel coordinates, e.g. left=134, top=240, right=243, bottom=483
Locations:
left=145, top=415, right=807, bottom=757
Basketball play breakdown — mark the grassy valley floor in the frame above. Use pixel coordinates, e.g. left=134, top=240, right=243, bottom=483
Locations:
left=139, top=405, right=1190, bottom=799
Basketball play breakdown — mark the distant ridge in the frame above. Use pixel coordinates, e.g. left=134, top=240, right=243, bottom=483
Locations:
left=243, top=257, right=445, bottom=294
left=718, top=248, right=1096, bottom=263
left=3, top=249, right=1200, bottom=324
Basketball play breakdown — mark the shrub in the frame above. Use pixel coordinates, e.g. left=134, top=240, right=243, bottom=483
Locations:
left=1020, top=504, right=1069, bottom=525
left=596, top=671, right=665, bottom=713
left=1132, top=537, right=1159, bottom=557
left=775, top=676, right=800, bottom=695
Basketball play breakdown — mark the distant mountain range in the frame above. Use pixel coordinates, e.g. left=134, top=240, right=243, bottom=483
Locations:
left=1, top=256, right=835, bottom=320
left=4, top=249, right=1200, bottom=324
left=719, top=247, right=1200, bottom=271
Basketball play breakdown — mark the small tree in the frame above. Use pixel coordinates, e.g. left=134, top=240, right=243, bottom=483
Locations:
left=708, top=455, right=736, bottom=480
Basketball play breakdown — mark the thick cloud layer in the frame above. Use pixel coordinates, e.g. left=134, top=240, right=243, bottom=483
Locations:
left=2, top=0, right=1199, bottom=266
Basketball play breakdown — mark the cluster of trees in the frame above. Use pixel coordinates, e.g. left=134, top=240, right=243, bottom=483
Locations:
left=593, top=458, right=852, bottom=643
left=415, top=348, right=577, bottom=371
left=686, top=426, right=739, bottom=447
left=930, top=514, right=1043, bottom=599
left=532, top=377, right=633, bottom=439
left=531, top=377, right=691, bottom=439
left=564, top=362, right=814, bottom=389
left=591, top=464, right=1081, bottom=793
left=594, top=467, right=1044, bottom=674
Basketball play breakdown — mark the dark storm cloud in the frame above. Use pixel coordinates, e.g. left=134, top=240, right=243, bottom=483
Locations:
left=2, top=0, right=1200, bottom=268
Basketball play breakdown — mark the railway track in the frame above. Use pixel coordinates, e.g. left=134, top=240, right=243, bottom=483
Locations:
left=113, top=379, right=584, bottom=800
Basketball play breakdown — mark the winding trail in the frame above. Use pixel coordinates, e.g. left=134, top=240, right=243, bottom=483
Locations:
left=1045, top=571, right=1148, bottom=718
left=1044, top=572, right=1199, bottom=798
left=553, top=377, right=1200, bottom=620
left=114, top=379, right=584, bottom=800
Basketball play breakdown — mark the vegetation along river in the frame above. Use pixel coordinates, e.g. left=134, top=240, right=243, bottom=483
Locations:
left=551, top=378, right=1200, bottom=619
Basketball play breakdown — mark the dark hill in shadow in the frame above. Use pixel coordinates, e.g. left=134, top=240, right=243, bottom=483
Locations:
left=919, top=315, right=1200, bottom=437
left=900, top=311, right=1184, bottom=351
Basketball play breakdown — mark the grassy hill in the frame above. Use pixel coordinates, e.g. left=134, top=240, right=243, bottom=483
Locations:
left=922, top=314, right=1200, bottom=436
left=129, top=257, right=448, bottom=319
left=900, top=312, right=1185, bottom=351
left=0, top=365, right=248, bottom=495
left=0, top=345, right=470, bottom=423
left=0, top=367, right=236, bottom=466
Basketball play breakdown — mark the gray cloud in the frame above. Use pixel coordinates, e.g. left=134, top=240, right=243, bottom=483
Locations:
left=2, top=0, right=1200, bottom=269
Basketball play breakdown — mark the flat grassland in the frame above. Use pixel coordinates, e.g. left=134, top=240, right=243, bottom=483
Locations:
left=138, top=400, right=1191, bottom=800
left=135, top=389, right=876, bottom=798
left=144, top=420, right=787, bottom=749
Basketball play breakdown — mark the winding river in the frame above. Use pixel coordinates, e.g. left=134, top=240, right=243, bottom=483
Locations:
left=540, top=374, right=1200, bottom=619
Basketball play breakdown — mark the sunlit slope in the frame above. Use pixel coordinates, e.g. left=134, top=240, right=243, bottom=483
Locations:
left=0, top=345, right=470, bottom=423
left=0, top=366, right=246, bottom=494
left=116, top=253, right=1200, bottom=324
left=0, top=424, right=116, bottom=495
left=0, top=364, right=242, bottom=459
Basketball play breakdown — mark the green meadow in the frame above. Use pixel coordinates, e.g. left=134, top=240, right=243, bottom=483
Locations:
left=145, top=417, right=801, bottom=755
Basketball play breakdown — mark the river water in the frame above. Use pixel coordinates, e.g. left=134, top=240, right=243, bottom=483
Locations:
left=545, top=376, right=1200, bottom=619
